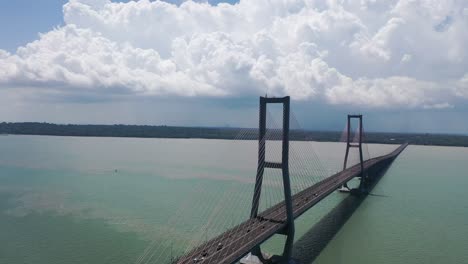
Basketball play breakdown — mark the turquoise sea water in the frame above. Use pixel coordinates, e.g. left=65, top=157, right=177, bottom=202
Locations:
left=314, top=145, right=468, bottom=264
left=0, top=135, right=467, bottom=264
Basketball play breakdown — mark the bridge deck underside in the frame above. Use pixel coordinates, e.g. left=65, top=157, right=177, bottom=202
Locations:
left=177, top=144, right=407, bottom=264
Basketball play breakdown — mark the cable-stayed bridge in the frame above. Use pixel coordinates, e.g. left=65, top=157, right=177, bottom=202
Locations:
left=177, top=145, right=406, bottom=264
left=136, top=96, right=407, bottom=264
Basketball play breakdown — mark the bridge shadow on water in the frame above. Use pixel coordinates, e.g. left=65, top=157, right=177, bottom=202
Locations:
left=291, top=166, right=391, bottom=264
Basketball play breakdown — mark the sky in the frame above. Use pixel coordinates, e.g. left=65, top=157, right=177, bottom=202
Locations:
left=0, top=0, right=467, bottom=133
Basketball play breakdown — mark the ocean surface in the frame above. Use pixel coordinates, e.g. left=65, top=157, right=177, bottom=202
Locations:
left=0, top=135, right=467, bottom=264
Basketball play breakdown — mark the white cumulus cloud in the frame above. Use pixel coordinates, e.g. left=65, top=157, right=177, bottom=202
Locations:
left=0, top=0, right=467, bottom=108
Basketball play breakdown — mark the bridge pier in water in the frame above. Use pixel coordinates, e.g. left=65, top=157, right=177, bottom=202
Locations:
left=249, top=96, right=297, bottom=264
left=340, top=114, right=370, bottom=195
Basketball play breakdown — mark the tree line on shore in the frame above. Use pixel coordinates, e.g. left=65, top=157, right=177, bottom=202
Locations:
left=1, top=122, right=467, bottom=147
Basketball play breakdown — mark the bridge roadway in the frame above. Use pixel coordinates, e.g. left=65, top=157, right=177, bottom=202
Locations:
left=177, top=143, right=408, bottom=264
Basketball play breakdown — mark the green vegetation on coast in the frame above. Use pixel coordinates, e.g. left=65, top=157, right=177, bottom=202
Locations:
left=1, top=122, right=467, bottom=147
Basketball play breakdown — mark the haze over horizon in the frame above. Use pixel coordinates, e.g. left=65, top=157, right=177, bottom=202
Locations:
left=0, top=0, right=467, bottom=133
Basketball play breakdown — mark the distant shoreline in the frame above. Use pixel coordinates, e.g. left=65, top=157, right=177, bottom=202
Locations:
left=1, top=122, right=467, bottom=147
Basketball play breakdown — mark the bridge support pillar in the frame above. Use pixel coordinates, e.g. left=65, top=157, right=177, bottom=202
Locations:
left=341, top=115, right=367, bottom=193
left=249, top=96, right=295, bottom=264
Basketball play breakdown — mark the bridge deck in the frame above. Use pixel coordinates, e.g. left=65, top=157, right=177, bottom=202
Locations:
left=177, top=143, right=408, bottom=264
